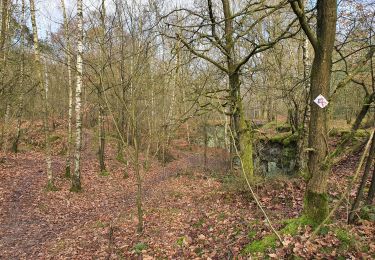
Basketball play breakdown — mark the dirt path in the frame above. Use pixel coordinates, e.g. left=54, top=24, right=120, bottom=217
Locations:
left=0, top=135, right=229, bottom=259
left=1, top=134, right=373, bottom=259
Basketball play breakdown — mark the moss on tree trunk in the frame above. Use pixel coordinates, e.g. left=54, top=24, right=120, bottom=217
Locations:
left=303, top=190, right=328, bottom=226
left=240, top=118, right=254, bottom=181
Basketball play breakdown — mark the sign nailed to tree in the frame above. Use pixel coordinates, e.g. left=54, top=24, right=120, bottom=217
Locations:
left=314, top=94, right=329, bottom=108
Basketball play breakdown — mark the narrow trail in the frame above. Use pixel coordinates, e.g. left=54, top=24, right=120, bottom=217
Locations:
left=0, top=132, right=228, bottom=259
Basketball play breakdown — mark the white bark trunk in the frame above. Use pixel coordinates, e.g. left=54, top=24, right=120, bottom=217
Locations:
left=72, top=0, right=83, bottom=191
left=60, top=0, right=74, bottom=177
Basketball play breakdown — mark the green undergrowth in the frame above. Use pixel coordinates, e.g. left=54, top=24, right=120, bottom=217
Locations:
left=133, top=242, right=148, bottom=254
left=99, top=170, right=110, bottom=176
left=45, top=181, right=59, bottom=192
left=243, top=217, right=314, bottom=255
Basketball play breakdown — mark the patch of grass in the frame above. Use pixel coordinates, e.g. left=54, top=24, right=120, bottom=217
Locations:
left=99, top=170, right=110, bottom=176
left=217, top=212, right=227, bottom=221
left=335, top=228, right=355, bottom=250
left=93, top=220, right=108, bottom=228
left=45, top=181, right=59, bottom=192
left=48, top=135, right=61, bottom=143
left=133, top=242, right=148, bottom=254
left=360, top=205, right=375, bottom=221
left=192, top=218, right=205, bottom=228
left=247, top=230, right=256, bottom=239
left=194, top=247, right=204, bottom=256
left=176, top=236, right=186, bottom=247
left=243, top=234, right=277, bottom=254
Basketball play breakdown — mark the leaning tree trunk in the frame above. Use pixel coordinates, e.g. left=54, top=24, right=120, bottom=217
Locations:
left=30, top=0, right=55, bottom=190
left=71, top=0, right=83, bottom=192
left=348, top=134, right=375, bottom=223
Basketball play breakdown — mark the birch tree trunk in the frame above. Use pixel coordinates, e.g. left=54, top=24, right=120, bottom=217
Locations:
left=71, top=0, right=83, bottom=192
left=60, top=0, right=74, bottom=178
left=29, top=0, right=55, bottom=190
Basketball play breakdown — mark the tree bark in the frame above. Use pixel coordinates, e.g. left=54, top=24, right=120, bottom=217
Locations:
left=348, top=134, right=375, bottom=223
left=292, top=0, right=337, bottom=224
left=60, top=0, right=74, bottom=178
left=71, top=0, right=83, bottom=192
left=30, top=0, right=56, bottom=190
left=366, top=166, right=375, bottom=205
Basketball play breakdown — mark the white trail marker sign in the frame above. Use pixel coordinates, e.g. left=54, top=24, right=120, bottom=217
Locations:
left=314, top=94, right=329, bottom=108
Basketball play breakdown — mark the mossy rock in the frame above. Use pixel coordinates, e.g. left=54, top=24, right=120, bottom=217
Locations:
left=276, top=124, right=292, bottom=133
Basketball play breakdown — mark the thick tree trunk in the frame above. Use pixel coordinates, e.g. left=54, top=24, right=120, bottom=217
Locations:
left=303, top=0, right=337, bottom=224
left=71, top=0, right=83, bottom=192
left=229, top=72, right=254, bottom=180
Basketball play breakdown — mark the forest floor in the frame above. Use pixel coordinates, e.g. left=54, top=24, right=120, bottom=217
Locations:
left=0, top=127, right=374, bottom=259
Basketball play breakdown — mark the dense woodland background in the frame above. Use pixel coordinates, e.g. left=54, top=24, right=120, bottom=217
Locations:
left=0, top=0, right=374, bottom=258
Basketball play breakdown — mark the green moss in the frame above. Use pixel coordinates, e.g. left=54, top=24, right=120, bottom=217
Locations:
left=70, top=185, right=82, bottom=193
left=240, top=120, right=254, bottom=182
left=99, top=170, right=110, bottom=176
left=282, top=133, right=298, bottom=146
left=281, top=216, right=313, bottom=235
left=48, top=135, right=61, bottom=143
left=64, top=165, right=71, bottom=179
left=93, top=220, right=108, bottom=228
left=45, top=181, right=58, bottom=192
left=218, top=212, right=227, bottom=221
left=303, top=190, right=329, bottom=226
left=243, top=234, right=277, bottom=254
left=335, top=228, right=355, bottom=250
left=360, top=205, right=375, bottom=221
left=247, top=230, right=256, bottom=239
left=133, top=242, right=148, bottom=254
left=192, top=218, right=205, bottom=228
left=267, top=132, right=292, bottom=143
left=176, top=236, right=186, bottom=247
left=276, top=124, right=291, bottom=133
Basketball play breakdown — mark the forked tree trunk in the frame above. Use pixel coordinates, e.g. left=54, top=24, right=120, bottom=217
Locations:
left=71, top=0, right=83, bottom=192
left=30, top=0, right=55, bottom=190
